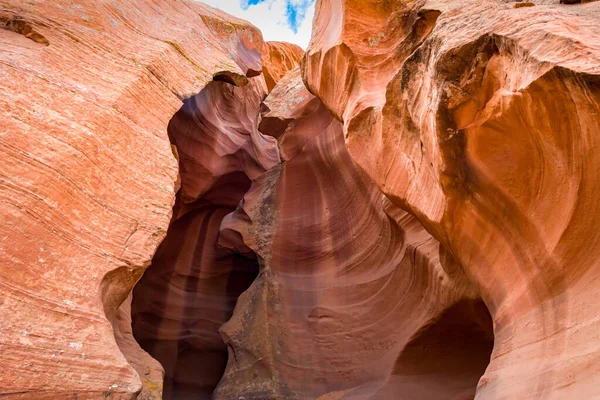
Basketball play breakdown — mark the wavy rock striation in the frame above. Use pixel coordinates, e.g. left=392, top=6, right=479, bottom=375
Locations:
left=130, top=74, right=276, bottom=399
left=130, top=14, right=300, bottom=400
left=0, top=0, right=289, bottom=398
left=304, top=0, right=600, bottom=398
left=2, top=0, right=600, bottom=399
left=215, top=69, right=493, bottom=400
left=261, top=42, right=305, bottom=92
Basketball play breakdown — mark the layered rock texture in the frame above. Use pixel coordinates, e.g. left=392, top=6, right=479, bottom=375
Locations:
left=214, top=68, right=493, bottom=400
left=0, top=0, right=288, bottom=398
left=303, top=0, right=600, bottom=398
left=1, top=0, right=600, bottom=400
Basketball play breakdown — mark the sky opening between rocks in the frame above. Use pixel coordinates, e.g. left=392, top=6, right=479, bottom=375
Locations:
left=198, top=0, right=316, bottom=48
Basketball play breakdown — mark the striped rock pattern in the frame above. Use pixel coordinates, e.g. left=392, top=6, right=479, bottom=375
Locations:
left=2, top=0, right=600, bottom=399
left=304, top=0, right=600, bottom=398
left=131, top=74, right=278, bottom=399
left=129, top=13, right=301, bottom=400
left=215, top=69, right=494, bottom=400
left=0, top=0, right=290, bottom=398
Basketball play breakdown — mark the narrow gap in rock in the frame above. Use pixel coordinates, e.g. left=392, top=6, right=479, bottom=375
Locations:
left=130, top=83, right=260, bottom=400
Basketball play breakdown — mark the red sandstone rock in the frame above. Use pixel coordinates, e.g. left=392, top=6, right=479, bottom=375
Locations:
left=2, top=0, right=600, bottom=399
left=127, top=11, right=304, bottom=400
left=131, top=73, right=278, bottom=399
left=0, top=0, right=280, bottom=398
left=261, top=42, right=305, bottom=92
left=304, top=0, right=600, bottom=398
left=216, top=70, right=491, bottom=399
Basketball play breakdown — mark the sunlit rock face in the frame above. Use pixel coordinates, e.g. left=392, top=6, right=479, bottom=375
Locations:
left=0, top=0, right=282, bottom=398
left=2, top=0, right=600, bottom=399
left=262, top=42, right=305, bottom=92
left=304, top=0, right=600, bottom=398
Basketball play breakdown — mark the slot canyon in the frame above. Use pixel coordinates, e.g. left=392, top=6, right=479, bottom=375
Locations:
left=1, top=0, right=599, bottom=399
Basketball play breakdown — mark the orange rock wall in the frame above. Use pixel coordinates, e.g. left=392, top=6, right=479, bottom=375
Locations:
left=0, top=0, right=286, bottom=398
left=304, top=0, right=600, bottom=398
left=2, top=0, right=600, bottom=399
left=215, top=70, right=492, bottom=399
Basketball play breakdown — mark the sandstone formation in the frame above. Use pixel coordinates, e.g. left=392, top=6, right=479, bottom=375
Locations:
left=214, top=69, right=493, bottom=400
left=303, top=0, right=600, bottom=398
left=0, top=0, right=285, bottom=398
left=130, top=70, right=278, bottom=399
left=1, top=0, right=600, bottom=399
left=261, top=42, right=305, bottom=92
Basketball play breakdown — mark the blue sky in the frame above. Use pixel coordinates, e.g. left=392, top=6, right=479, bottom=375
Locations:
left=199, top=0, right=316, bottom=48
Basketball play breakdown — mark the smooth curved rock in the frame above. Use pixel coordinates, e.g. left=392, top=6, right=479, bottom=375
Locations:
left=166, top=76, right=278, bottom=204
left=130, top=19, right=301, bottom=400
left=130, top=74, right=277, bottom=399
left=215, top=70, right=491, bottom=400
left=0, top=0, right=274, bottom=398
left=304, top=0, right=600, bottom=398
left=131, top=189, right=259, bottom=400
left=261, top=42, right=305, bottom=92
left=3, top=0, right=600, bottom=399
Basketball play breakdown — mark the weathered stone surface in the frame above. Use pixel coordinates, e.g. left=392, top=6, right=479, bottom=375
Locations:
left=3, top=0, right=600, bottom=399
left=129, top=17, right=301, bottom=400
left=261, top=42, right=305, bottom=92
left=0, top=0, right=273, bottom=398
left=304, top=0, right=600, bottom=398
left=130, top=72, right=278, bottom=399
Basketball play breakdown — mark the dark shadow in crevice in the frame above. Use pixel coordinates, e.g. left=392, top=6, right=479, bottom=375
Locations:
left=377, top=299, right=494, bottom=400
left=0, top=16, right=49, bottom=45
left=130, top=80, right=260, bottom=399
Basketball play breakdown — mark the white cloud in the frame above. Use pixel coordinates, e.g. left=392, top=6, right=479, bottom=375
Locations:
left=196, top=0, right=315, bottom=49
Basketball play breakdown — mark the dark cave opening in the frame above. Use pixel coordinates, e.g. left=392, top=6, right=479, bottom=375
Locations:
left=130, top=79, right=263, bottom=400
left=382, top=299, right=494, bottom=400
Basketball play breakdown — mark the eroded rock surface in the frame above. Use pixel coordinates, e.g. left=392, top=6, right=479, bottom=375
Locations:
left=0, top=0, right=275, bottom=398
left=130, top=73, right=276, bottom=399
left=304, top=0, right=600, bottom=398
left=129, top=15, right=302, bottom=400
left=2, top=0, right=600, bottom=399
left=261, top=42, right=305, bottom=92
left=215, top=69, right=493, bottom=400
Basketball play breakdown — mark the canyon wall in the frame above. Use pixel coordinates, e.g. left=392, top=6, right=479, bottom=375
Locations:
left=1, top=0, right=600, bottom=399
left=213, top=68, right=493, bottom=400
left=303, top=0, right=600, bottom=398
left=0, top=0, right=296, bottom=398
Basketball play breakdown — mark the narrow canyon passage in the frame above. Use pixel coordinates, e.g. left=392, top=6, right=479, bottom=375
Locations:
left=130, top=75, right=274, bottom=399
left=130, top=182, right=259, bottom=399
left=3, top=1, right=600, bottom=400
